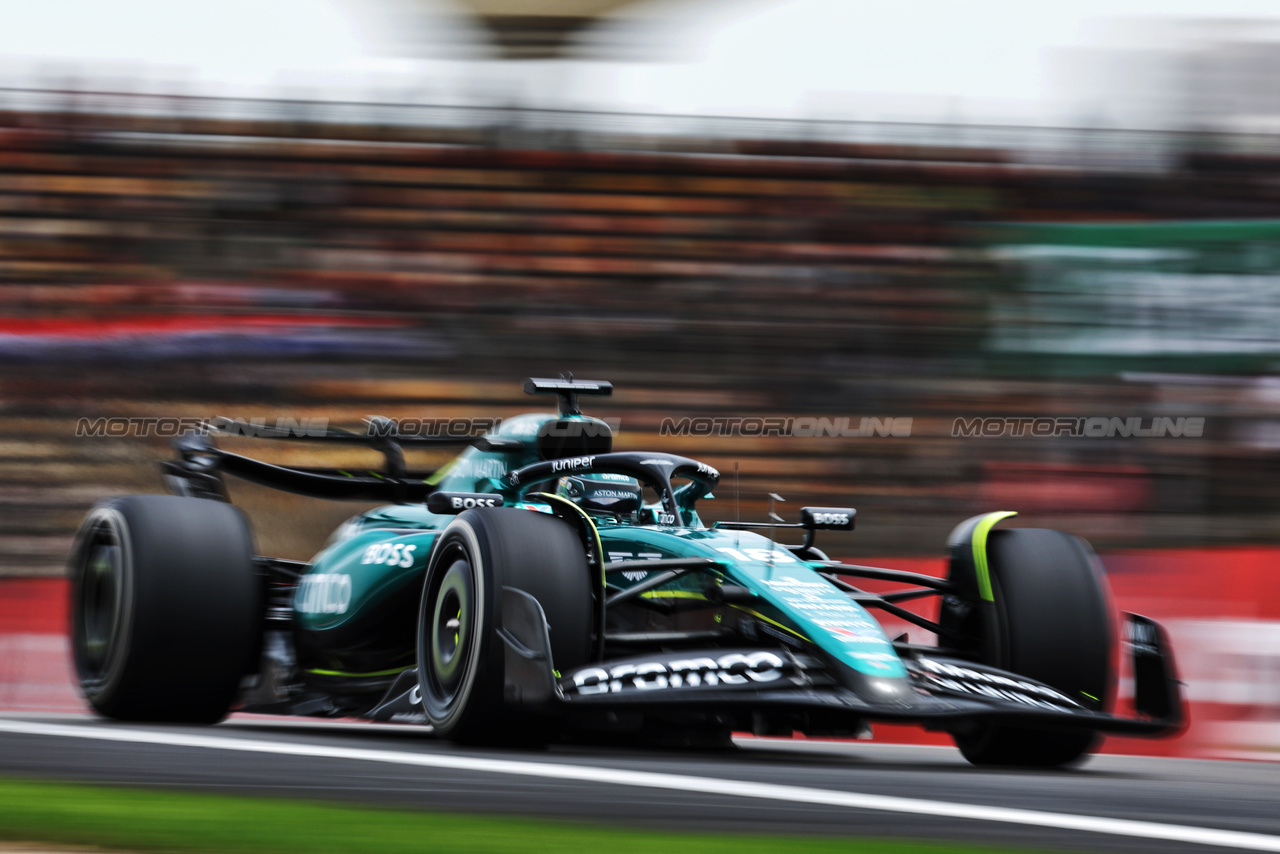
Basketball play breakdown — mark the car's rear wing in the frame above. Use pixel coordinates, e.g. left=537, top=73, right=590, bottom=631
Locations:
left=161, top=418, right=521, bottom=503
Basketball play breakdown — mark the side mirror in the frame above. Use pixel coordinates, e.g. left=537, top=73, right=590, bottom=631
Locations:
left=427, top=492, right=505, bottom=514
left=800, top=507, right=856, bottom=531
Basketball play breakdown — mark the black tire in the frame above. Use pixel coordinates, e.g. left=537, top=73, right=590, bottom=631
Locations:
left=944, top=528, right=1115, bottom=767
left=68, top=495, right=263, bottom=723
left=417, top=507, right=593, bottom=745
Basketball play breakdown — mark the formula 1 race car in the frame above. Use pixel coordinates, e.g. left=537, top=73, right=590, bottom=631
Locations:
left=68, top=378, right=1185, bottom=766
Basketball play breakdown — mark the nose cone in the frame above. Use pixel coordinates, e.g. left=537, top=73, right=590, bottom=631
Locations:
left=836, top=669, right=917, bottom=708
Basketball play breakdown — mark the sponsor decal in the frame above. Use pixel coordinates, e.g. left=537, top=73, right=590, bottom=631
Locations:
left=550, top=456, right=594, bottom=473
left=914, top=658, right=1081, bottom=710
left=824, top=623, right=884, bottom=642
left=451, top=496, right=498, bottom=509
left=588, top=489, right=634, bottom=499
left=759, top=576, right=830, bottom=594
left=568, top=651, right=787, bottom=695
left=757, top=577, right=895, bottom=657
left=295, top=573, right=353, bottom=615
left=424, top=494, right=504, bottom=514
left=850, top=651, right=902, bottom=666
left=427, top=492, right=504, bottom=514
left=608, top=551, right=664, bottom=581
left=360, top=542, right=418, bottom=568
left=608, top=551, right=663, bottom=562
left=715, top=547, right=797, bottom=564
left=452, top=458, right=507, bottom=481
left=809, top=511, right=850, bottom=526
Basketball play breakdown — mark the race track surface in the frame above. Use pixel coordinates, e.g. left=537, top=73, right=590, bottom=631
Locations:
left=1, top=714, right=1279, bottom=853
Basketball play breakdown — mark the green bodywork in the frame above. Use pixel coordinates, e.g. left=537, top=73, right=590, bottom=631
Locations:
left=296, top=413, right=907, bottom=683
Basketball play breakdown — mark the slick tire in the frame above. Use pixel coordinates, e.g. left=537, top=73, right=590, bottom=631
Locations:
left=69, top=495, right=263, bottom=723
left=944, top=528, right=1115, bottom=768
left=417, top=507, right=593, bottom=746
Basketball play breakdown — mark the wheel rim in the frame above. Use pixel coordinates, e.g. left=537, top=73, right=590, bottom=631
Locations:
left=74, top=521, right=126, bottom=693
left=420, top=543, right=478, bottom=724
left=432, top=560, right=471, bottom=690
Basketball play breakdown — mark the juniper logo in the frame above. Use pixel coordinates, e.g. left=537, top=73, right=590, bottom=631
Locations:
left=660, top=416, right=911, bottom=438
left=951, top=416, right=1205, bottom=439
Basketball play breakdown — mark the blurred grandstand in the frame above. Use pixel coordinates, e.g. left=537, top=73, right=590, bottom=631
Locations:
left=2, top=86, right=1280, bottom=575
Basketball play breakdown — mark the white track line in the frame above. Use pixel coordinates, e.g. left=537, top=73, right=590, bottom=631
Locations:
left=1, top=718, right=1277, bottom=852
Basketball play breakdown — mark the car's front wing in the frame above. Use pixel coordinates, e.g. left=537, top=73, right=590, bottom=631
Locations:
left=500, top=587, right=1184, bottom=737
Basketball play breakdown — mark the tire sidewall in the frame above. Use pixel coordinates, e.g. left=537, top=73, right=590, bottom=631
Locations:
left=69, top=504, right=137, bottom=707
left=67, top=494, right=261, bottom=723
left=416, top=507, right=594, bottom=743
left=417, top=517, right=495, bottom=733
left=948, top=527, right=1115, bottom=766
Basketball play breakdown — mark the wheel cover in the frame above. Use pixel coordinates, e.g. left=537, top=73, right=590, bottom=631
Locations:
left=72, top=516, right=130, bottom=699
left=432, top=560, right=471, bottom=691
left=419, top=538, right=481, bottom=727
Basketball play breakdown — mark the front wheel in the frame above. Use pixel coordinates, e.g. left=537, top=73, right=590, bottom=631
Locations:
left=941, top=527, right=1116, bottom=767
left=417, top=507, right=593, bottom=745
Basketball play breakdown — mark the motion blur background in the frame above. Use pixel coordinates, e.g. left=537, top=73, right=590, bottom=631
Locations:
left=2, top=0, right=1280, bottom=757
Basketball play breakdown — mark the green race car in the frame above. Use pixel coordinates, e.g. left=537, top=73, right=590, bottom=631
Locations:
left=68, top=378, right=1184, bottom=767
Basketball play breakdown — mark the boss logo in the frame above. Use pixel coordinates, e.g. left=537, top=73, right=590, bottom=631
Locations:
left=361, top=542, right=417, bottom=568
left=569, top=651, right=786, bottom=695
left=801, top=506, right=856, bottom=530
left=427, top=492, right=505, bottom=515
left=454, top=496, right=498, bottom=509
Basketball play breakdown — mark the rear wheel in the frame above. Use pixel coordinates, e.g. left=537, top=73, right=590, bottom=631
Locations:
left=417, top=507, right=593, bottom=745
left=69, top=495, right=263, bottom=723
left=941, top=528, right=1115, bottom=767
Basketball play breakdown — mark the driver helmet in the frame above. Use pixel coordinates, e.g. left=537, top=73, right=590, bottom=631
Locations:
left=556, top=473, right=643, bottom=518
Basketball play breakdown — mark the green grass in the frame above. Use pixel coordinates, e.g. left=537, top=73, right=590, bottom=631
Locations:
left=0, top=776, right=1049, bottom=854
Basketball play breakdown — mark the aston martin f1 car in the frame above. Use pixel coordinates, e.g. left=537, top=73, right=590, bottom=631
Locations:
left=69, top=378, right=1184, bottom=766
